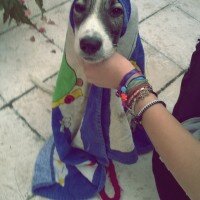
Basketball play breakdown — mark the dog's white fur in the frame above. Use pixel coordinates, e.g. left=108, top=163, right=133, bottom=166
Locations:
left=30, top=0, right=124, bottom=92
left=74, top=0, right=114, bottom=62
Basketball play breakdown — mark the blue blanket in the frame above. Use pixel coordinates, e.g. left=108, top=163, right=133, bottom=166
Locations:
left=32, top=1, right=152, bottom=199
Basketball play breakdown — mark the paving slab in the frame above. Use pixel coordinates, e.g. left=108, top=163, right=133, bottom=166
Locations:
left=0, top=0, right=67, bottom=34
left=112, top=153, right=159, bottom=200
left=13, top=76, right=56, bottom=140
left=140, top=5, right=200, bottom=69
left=100, top=153, right=158, bottom=200
left=143, top=41, right=182, bottom=93
left=0, top=10, right=18, bottom=35
left=0, top=96, right=5, bottom=108
left=26, top=0, right=68, bottom=18
left=32, top=1, right=72, bottom=50
left=159, top=75, right=184, bottom=113
left=175, top=0, right=200, bottom=22
left=135, top=0, right=174, bottom=22
left=0, top=23, right=62, bottom=102
left=0, top=108, right=44, bottom=200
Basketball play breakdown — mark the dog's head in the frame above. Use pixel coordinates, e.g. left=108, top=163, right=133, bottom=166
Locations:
left=70, top=0, right=131, bottom=63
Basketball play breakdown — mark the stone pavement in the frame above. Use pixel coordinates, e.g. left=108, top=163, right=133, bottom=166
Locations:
left=0, top=0, right=200, bottom=199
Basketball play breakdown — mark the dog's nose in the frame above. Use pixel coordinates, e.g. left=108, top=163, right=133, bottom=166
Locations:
left=80, top=36, right=102, bottom=54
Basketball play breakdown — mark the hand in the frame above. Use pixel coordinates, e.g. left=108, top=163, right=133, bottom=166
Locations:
left=78, top=53, right=135, bottom=89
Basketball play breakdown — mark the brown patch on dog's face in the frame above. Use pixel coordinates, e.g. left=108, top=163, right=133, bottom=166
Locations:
left=101, top=0, right=124, bottom=45
left=73, top=0, right=91, bottom=27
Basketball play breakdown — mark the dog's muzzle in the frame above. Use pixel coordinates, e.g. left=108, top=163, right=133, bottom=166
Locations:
left=80, top=36, right=102, bottom=55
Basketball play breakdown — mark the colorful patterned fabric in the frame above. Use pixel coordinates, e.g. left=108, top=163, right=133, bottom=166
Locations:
left=32, top=1, right=152, bottom=199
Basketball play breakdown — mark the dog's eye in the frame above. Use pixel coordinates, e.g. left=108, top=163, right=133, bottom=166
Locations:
left=110, top=6, right=123, bottom=17
left=74, top=2, right=86, bottom=13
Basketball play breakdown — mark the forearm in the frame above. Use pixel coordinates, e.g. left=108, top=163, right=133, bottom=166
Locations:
left=135, top=94, right=200, bottom=200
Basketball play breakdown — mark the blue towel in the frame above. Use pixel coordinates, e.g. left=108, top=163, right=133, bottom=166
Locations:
left=32, top=1, right=152, bottom=199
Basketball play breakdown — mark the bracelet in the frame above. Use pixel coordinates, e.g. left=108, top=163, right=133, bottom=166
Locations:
left=126, top=74, right=145, bottom=88
left=127, top=85, right=153, bottom=107
left=134, top=87, right=153, bottom=102
left=116, top=69, right=142, bottom=96
left=116, top=69, right=155, bottom=109
left=119, top=69, right=141, bottom=88
left=134, top=100, right=166, bottom=124
left=116, top=70, right=144, bottom=106
left=127, top=78, right=147, bottom=93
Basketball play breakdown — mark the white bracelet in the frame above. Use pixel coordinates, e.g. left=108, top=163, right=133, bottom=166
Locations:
left=134, top=100, right=166, bottom=124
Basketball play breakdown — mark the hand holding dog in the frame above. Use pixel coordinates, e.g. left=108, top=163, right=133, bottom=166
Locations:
left=79, top=53, right=134, bottom=89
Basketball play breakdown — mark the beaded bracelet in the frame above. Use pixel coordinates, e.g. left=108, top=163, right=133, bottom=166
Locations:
left=134, top=100, right=166, bottom=124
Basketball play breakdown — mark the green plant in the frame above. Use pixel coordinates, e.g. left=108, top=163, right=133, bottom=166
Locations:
left=0, top=0, right=44, bottom=26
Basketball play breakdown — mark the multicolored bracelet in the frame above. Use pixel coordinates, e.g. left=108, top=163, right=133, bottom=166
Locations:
left=116, top=69, right=143, bottom=106
left=116, top=69, right=166, bottom=125
left=116, top=69, right=156, bottom=109
left=127, top=85, right=153, bottom=108
left=118, top=69, right=142, bottom=88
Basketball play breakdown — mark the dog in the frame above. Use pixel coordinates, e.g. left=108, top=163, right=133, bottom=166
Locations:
left=31, top=0, right=141, bottom=93
left=32, top=2, right=151, bottom=199
left=72, top=0, right=124, bottom=63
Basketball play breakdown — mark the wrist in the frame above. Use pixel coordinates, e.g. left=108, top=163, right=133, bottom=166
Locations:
left=114, top=60, right=137, bottom=89
left=134, top=93, right=158, bottom=114
left=115, top=66, right=166, bottom=124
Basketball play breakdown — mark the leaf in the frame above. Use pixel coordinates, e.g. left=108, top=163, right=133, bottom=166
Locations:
left=10, top=2, right=33, bottom=25
left=1, top=0, right=44, bottom=26
left=35, top=0, right=45, bottom=14
left=3, top=9, right=10, bottom=23
left=1, top=0, right=33, bottom=26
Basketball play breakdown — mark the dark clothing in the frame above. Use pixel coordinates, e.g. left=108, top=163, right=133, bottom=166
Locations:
left=152, top=39, right=200, bottom=200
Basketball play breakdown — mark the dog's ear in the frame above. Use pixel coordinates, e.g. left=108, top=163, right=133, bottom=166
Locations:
left=118, top=0, right=131, bottom=37
left=69, top=0, right=78, bottom=32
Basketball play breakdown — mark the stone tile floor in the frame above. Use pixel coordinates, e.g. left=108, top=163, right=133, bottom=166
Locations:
left=0, top=0, right=200, bottom=199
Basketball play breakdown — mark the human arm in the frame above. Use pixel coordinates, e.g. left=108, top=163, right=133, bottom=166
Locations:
left=135, top=93, right=200, bottom=200
left=80, top=52, right=200, bottom=200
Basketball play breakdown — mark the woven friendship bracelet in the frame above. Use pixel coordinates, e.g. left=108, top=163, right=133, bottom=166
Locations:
left=116, top=69, right=143, bottom=105
left=126, top=78, right=147, bottom=93
left=119, top=69, right=142, bottom=88
left=116, top=69, right=158, bottom=110
left=127, top=85, right=153, bottom=107
left=126, top=74, right=145, bottom=88
left=134, top=100, right=166, bottom=124
left=116, top=69, right=142, bottom=96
